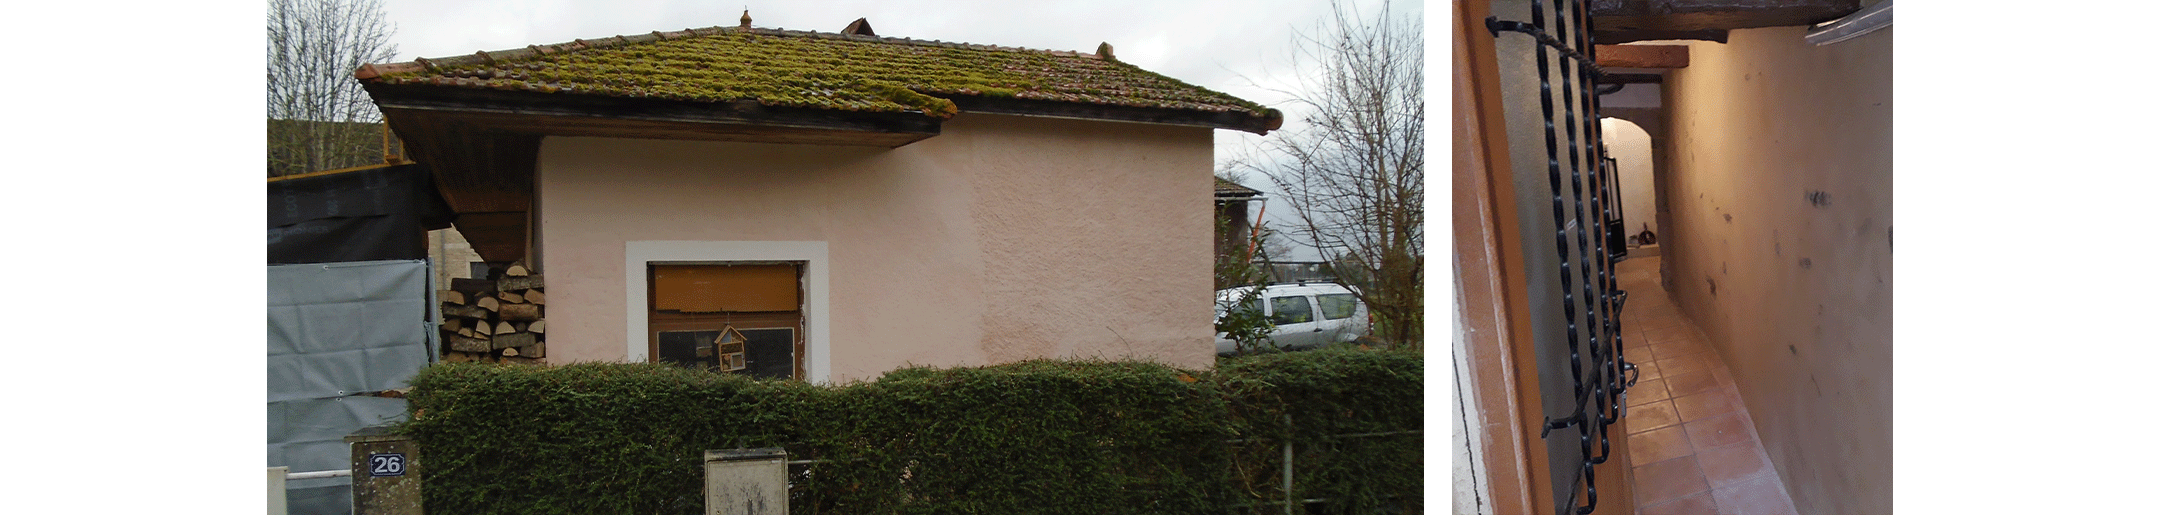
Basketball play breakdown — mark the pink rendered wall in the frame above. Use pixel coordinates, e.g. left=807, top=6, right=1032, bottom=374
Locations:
left=1662, top=26, right=1892, bottom=515
left=534, top=113, right=1217, bottom=382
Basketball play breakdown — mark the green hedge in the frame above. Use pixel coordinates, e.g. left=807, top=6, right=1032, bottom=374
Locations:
left=399, top=347, right=1421, bottom=514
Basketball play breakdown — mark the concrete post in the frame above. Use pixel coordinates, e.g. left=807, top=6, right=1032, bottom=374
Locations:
left=705, top=448, right=788, bottom=515
left=347, top=426, right=422, bottom=515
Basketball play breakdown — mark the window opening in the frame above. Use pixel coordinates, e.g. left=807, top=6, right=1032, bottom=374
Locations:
left=648, top=263, right=806, bottom=379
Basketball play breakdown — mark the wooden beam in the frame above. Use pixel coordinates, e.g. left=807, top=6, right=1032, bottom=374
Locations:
left=1601, top=73, right=1665, bottom=85
left=452, top=212, right=528, bottom=264
left=1596, top=45, right=1689, bottom=69
left=947, top=96, right=1282, bottom=135
left=1592, top=0, right=1863, bottom=32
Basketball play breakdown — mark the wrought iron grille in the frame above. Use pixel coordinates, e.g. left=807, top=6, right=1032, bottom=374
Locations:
left=1487, top=0, right=1634, bottom=513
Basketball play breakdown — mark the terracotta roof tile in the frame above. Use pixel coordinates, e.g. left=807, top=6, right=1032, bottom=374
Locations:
left=358, top=24, right=1277, bottom=123
left=1215, top=177, right=1262, bottom=196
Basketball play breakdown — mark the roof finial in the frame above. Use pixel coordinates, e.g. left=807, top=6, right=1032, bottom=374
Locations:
left=1097, top=42, right=1115, bottom=61
left=740, top=9, right=752, bottom=29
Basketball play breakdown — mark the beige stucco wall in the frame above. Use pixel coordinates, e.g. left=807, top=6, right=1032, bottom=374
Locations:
left=1662, top=26, right=1891, bottom=515
left=534, top=113, right=1217, bottom=382
left=1601, top=117, right=1657, bottom=238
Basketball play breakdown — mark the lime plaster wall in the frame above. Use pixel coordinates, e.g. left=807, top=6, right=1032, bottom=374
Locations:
left=532, top=113, right=1218, bottom=382
left=1661, top=25, right=1891, bottom=515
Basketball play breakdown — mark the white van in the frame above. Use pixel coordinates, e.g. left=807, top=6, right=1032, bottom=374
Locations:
left=1214, top=282, right=1371, bottom=355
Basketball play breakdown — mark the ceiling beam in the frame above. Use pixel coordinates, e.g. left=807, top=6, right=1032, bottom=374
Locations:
left=1596, top=45, right=1689, bottom=68
left=1591, top=0, right=1864, bottom=43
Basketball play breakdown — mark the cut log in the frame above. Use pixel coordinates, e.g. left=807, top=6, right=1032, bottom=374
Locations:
left=498, top=291, right=525, bottom=304
left=505, top=262, right=531, bottom=277
left=438, top=290, right=466, bottom=305
left=439, top=318, right=461, bottom=333
left=476, top=296, right=501, bottom=312
left=493, top=332, right=538, bottom=350
left=450, top=278, right=497, bottom=295
left=473, top=322, right=492, bottom=337
left=524, top=289, right=545, bottom=305
left=527, top=319, right=546, bottom=334
left=495, top=321, right=517, bottom=335
left=502, top=356, right=540, bottom=365
left=518, top=339, right=546, bottom=359
left=500, top=303, right=541, bottom=322
left=511, top=321, right=528, bottom=332
left=498, top=274, right=544, bottom=292
left=501, top=347, right=520, bottom=357
left=447, top=335, right=493, bottom=353
left=442, top=304, right=490, bottom=319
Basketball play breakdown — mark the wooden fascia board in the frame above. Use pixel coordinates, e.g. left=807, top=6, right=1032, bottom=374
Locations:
left=946, top=96, right=1283, bottom=135
left=363, top=83, right=943, bottom=146
left=1595, top=45, right=1689, bottom=69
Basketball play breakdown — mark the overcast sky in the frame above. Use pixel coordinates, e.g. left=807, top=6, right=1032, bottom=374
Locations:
left=376, top=0, right=1424, bottom=261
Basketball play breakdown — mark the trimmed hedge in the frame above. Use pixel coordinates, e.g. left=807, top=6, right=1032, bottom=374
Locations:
left=399, top=347, right=1421, bottom=514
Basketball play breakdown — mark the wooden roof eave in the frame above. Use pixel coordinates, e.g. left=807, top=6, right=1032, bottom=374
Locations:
left=946, top=96, right=1282, bottom=135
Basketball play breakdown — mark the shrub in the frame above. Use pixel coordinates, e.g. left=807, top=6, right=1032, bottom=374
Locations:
left=400, top=347, right=1420, bottom=514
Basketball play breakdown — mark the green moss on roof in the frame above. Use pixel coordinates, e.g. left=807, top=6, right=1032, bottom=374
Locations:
left=366, top=27, right=1274, bottom=120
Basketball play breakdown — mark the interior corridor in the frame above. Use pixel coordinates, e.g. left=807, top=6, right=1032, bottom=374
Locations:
left=1618, top=253, right=1799, bottom=515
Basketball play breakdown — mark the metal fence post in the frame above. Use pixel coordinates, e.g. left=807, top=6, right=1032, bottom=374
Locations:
left=268, top=467, right=289, bottom=515
left=1282, top=414, right=1293, bottom=515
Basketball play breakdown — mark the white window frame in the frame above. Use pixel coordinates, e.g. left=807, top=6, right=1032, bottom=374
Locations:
left=624, top=241, right=830, bottom=383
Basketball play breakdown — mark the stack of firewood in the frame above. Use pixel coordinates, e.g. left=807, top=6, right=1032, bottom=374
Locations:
left=439, top=260, right=546, bottom=363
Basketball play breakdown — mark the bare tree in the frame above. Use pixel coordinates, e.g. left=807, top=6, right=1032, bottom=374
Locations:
left=267, top=0, right=398, bottom=176
left=1243, top=0, right=1422, bottom=347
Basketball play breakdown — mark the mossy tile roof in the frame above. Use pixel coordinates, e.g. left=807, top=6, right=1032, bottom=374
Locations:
left=357, top=26, right=1278, bottom=127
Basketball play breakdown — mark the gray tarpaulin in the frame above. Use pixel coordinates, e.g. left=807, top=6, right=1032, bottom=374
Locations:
left=269, top=260, right=434, bottom=401
left=268, top=259, right=434, bottom=515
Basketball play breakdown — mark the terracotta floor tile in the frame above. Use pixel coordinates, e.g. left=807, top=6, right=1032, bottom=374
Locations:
left=1695, top=441, right=1772, bottom=487
left=1710, top=363, right=1734, bottom=385
left=1633, top=456, right=1711, bottom=506
left=1683, top=412, right=1754, bottom=451
left=1628, top=400, right=1681, bottom=433
left=1672, top=390, right=1741, bottom=421
left=1630, top=425, right=1695, bottom=465
left=1653, top=341, right=1711, bottom=360
left=1641, top=490, right=1719, bottom=515
left=1629, top=379, right=1670, bottom=406
left=1636, top=360, right=1664, bottom=382
left=1629, top=344, right=1658, bottom=364
left=1710, top=474, right=1798, bottom=515
left=1658, top=354, right=1710, bottom=377
left=1663, top=371, right=1721, bottom=398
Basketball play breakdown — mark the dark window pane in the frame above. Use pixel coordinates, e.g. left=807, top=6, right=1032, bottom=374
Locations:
left=657, top=330, right=719, bottom=368
left=740, top=328, right=795, bottom=379
left=1318, top=294, right=1358, bottom=320
left=1270, top=296, right=1313, bottom=325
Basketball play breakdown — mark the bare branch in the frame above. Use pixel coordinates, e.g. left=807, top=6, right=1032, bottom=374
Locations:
left=1236, top=0, right=1423, bottom=348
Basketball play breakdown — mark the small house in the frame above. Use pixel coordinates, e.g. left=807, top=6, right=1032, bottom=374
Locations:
left=358, top=17, right=1280, bottom=382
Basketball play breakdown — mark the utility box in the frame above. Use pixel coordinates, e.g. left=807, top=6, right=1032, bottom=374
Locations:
left=347, top=426, right=422, bottom=515
left=704, top=448, right=788, bottom=515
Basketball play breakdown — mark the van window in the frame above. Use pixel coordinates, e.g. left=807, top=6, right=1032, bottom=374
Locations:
left=1318, top=294, right=1358, bottom=320
left=1270, top=295, right=1314, bottom=325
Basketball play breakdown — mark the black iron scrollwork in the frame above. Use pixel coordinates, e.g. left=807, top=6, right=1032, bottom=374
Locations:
left=1490, top=0, right=1635, bottom=513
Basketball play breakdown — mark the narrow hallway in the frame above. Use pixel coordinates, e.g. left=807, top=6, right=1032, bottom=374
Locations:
left=1618, top=254, right=1799, bottom=515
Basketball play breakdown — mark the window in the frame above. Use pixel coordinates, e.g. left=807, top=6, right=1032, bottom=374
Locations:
left=625, top=241, right=829, bottom=383
left=1270, top=296, right=1314, bottom=325
left=648, top=263, right=804, bottom=379
left=1317, top=294, right=1359, bottom=320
